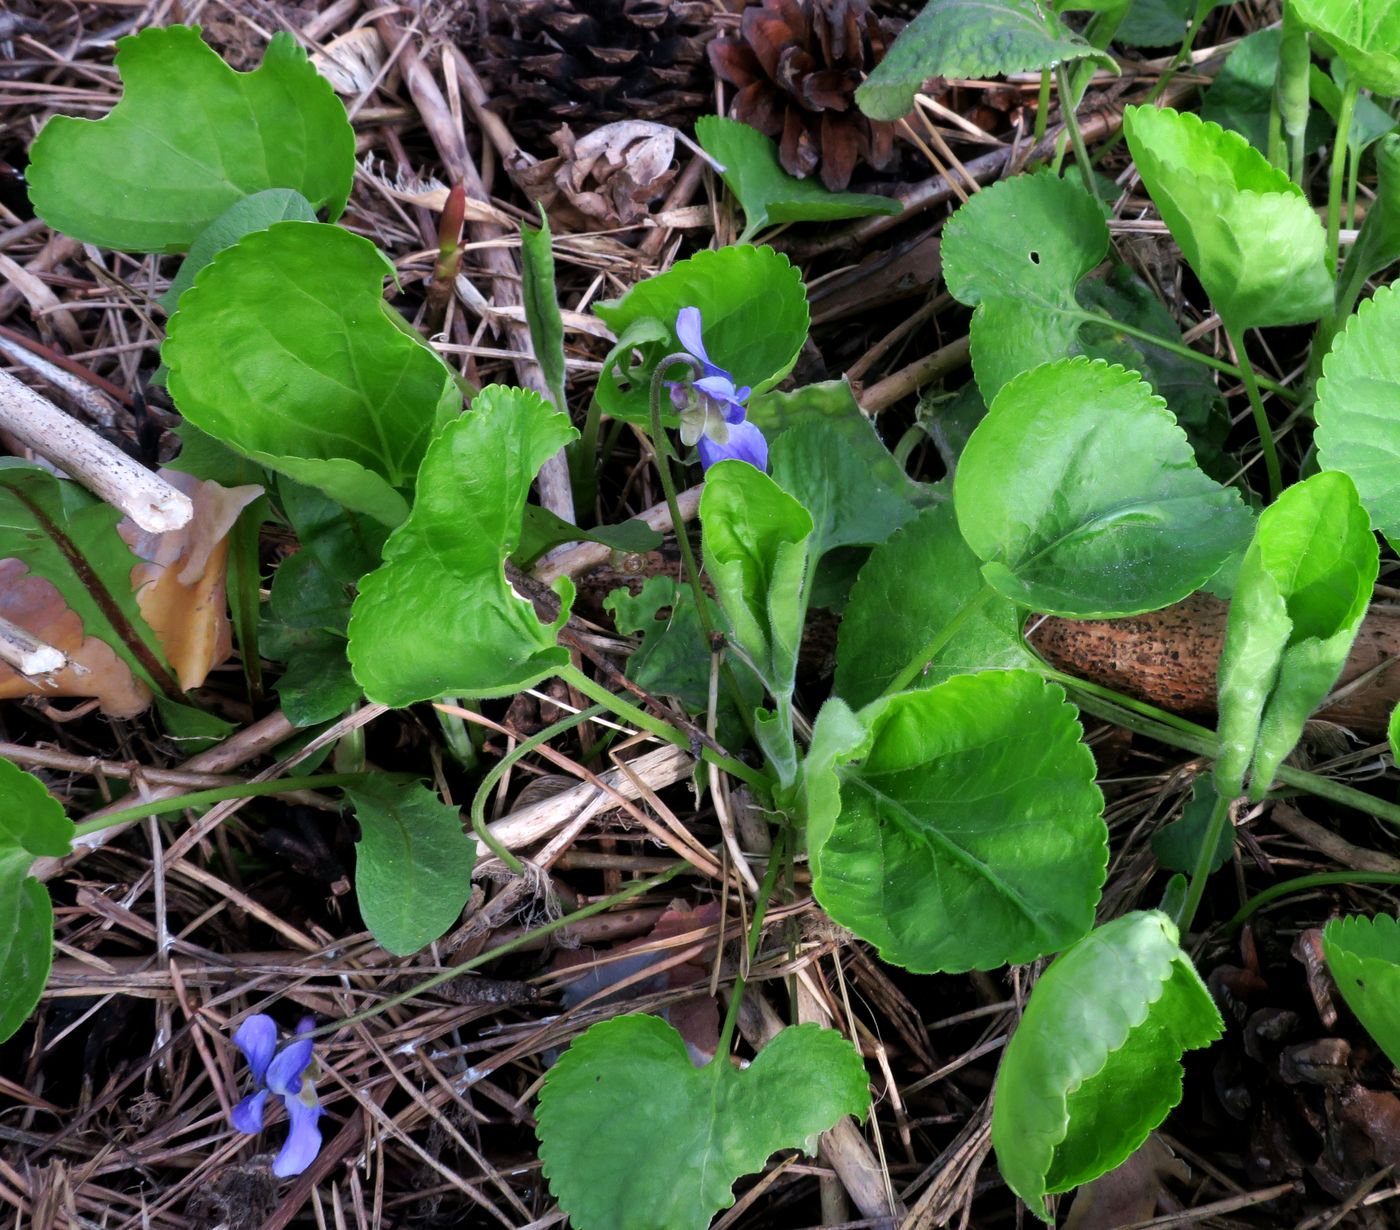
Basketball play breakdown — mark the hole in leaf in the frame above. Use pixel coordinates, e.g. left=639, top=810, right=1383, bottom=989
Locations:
left=1028, top=250, right=1041, bottom=265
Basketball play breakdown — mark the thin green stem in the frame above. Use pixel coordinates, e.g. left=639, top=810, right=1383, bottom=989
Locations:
left=1056, top=63, right=1099, bottom=199
left=883, top=586, right=996, bottom=698
left=649, top=352, right=716, bottom=646
left=559, top=663, right=770, bottom=791
left=1225, top=871, right=1400, bottom=931
left=471, top=704, right=608, bottom=876
left=1036, top=666, right=1214, bottom=741
left=322, top=861, right=689, bottom=1035
left=1177, top=789, right=1232, bottom=934
left=1073, top=311, right=1298, bottom=401
left=1225, top=323, right=1283, bottom=501
left=1061, top=683, right=1400, bottom=828
left=1328, top=76, right=1359, bottom=268
left=570, top=395, right=604, bottom=520
left=1034, top=69, right=1051, bottom=147
left=717, top=828, right=788, bottom=1057
left=70, top=773, right=375, bottom=838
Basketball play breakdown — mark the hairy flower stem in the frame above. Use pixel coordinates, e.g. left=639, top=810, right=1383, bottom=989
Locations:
left=559, top=663, right=770, bottom=791
left=1056, top=64, right=1099, bottom=200
left=717, top=827, right=788, bottom=1058
left=68, top=773, right=375, bottom=838
left=1177, top=788, right=1232, bottom=934
left=469, top=703, right=609, bottom=876
left=1227, top=871, right=1400, bottom=931
left=1327, top=76, right=1359, bottom=268
left=1226, top=324, right=1283, bottom=501
left=1074, top=312, right=1297, bottom=401
left=326, top=861, right=690, bottom=1035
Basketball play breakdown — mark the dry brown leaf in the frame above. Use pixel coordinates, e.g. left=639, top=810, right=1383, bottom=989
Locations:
left=311, top=26, right=387, bottom=96
left=0, top=470, right=261, bottom=715
left=1063, top=1133, right=1188, bottom=1230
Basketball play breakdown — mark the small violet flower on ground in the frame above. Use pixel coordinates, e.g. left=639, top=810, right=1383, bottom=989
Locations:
left=670, top=306, right=768, bottom=472
left=231, top=1013, right=323, bottom=1177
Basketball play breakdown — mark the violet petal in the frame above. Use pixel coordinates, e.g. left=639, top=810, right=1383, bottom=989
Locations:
left=699, top=419, right=768, bottom=472
left=230, top=1088, right=269, bottom=1135
left=271, top=1095, right=323, bottom=1178
left=232, top=1014, right=278, bottom=1085
left=266, top=1037, right=315, bottom=1096
left=675, top=307, right=710, bottom=366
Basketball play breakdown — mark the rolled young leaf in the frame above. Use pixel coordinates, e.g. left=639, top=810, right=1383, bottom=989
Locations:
left=955, top=358, right=1252, bottom=618
left=1323, top=914, right=1400, bottom=1068
left=1216, top=471, right=1377, bottom=800
left=1289, top=0, right=1400, bottom=96
left=520, top=205, right=567, bottom=415
left=992, top=910, right=1223, bottom=1223
left=699, top=460, right=813, bottom=701
left=165, top=222, right=459, bottom=526
left=348, top=386, right=578, bottom=707
left=1122, top=106, right=1332, bottom=332
left=536, top=1015, right=869, bottom=1230
left=27, top=26, right=353, bottom=254
left=803, top=672, right=1107, bottom=973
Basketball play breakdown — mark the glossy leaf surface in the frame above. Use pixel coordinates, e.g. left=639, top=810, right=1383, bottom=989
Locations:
left=699, top=460, right=812, bottom=698
left=1217, top=472, right=1377, bottom=799
left=992, top=911, right=1223, bottom=1221
left=942, top=171, right=1109, bottom=400
left=1123, top=106, right=1333, bottom=331
left=166, top=222, right=458, bottom=526
left=348, top=387, right=577, bottom=707
left=695, top=116, right=900, bottom=241
left=1323, top=914, right=1400, bottom=1067
left=537, top=1015, right=869, bottom=1230
left=856, top=0, right=1111, bottom=121
left=28, top=26, right=352, bottom=253
left=1317, top=287, right=1400, bottom=546
left=593, top=245, right=808, bottom=424
left=804, top=672, right=1106, bottom=973
left=346, top=778, right=476, bottom=956
left=955, top=359, right=1252, bottom=618
left=834, top=503, right=1033, bottom=708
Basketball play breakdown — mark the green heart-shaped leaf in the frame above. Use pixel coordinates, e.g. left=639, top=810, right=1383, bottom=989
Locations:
left=28, top=26, right=352, bottom=254
left=1291, top=0, right=1400, bottom=95
left=165, top=222, right=459, bottom=526
left=348, top=386, right=577, bottom=707
left=1123, top=105, right=1333, bottom=331
left=804, top=672, right=1107, bottom=973
left=834, top=502, right=1033, bottom=708
left=1217, top=471, right=1377, bottom=800
left=593, top=245, right=808, bottom=425
left=942, top=170, right=1109, bottom=401
left=346, top=778, right=476, bottom=956
left=1317, top=285, right=1400, bottom=546
left=1324, top=913, right=1400, bottom=1067
left=856, top=0, right=1113, bottom=122
left=0, top=757, right=71, bottom=1042
left=537, top=1015, right=869, bottom=1230
left=695, top=116, right=901, bottom=242
left=955, top=358, right=1253, bottom=618
left=992, top=910, right=1223, bottom=1223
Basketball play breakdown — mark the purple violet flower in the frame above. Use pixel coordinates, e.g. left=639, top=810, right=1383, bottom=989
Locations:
left=669, top=306, right=767, bottom=472
left=231, top=1014, right=323, bottom=1178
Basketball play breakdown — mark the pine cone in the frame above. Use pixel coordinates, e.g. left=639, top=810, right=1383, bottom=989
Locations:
left=480, top=0, right=716, bottom=146
left=709, top=0, right=899, bottom=191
